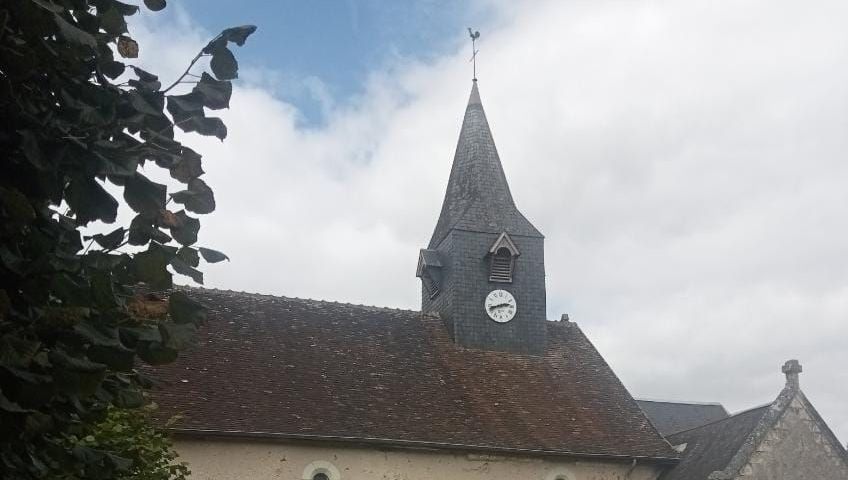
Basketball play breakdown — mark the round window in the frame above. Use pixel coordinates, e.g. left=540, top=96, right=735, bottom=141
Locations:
left=301, top=461, right=340, bottom=480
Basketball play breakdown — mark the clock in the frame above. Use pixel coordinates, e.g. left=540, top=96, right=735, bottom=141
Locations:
left=484, top=289, right=517, bottom=323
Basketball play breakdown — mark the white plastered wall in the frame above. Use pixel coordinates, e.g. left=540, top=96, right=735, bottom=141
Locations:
left=173, top=438, right=666, bottom=480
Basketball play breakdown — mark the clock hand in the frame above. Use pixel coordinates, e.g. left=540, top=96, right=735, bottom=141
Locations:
left=488, top=302, right=512, bottom=311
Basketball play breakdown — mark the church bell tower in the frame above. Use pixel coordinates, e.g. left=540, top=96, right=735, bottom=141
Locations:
left=417, top=80, right=547, bottom=354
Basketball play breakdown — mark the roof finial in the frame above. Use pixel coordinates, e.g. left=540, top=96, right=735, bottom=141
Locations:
left=782, top=359, right=802, bottom=390
left=468, top=28, right=480, bottom=81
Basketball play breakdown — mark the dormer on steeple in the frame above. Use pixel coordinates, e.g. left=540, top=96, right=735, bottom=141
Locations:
left=488, top=232, right=519, bottom=283
left=418, top=81, right=547, bottom=354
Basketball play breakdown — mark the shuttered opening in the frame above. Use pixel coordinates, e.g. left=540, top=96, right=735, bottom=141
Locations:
left=425, top=275, right=440, bottom=298
left=489, top=248, right=514, bottom=282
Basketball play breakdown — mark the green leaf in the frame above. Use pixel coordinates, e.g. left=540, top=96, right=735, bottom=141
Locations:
left=124, top=173, right=166, bottom=216
left=50, top=351, right=105, bottom=374
left=129, top=91, right=162, bottom=116
left=168, top=291, right=206, bottom=324
left=51, top=275, right=89, bottom=302
left=167, top=94, right=228, bottom=140
left=90, top=270, right=116, bottom=309
left=49, top=350, right=107, bottom=396
left=91, top=227, right=125, bottom=250
left=171, top=178, right=215, bottom=214
left=119, top=325, right=162, bottom=345
left=99, top=6, right=128, bottom=35
left=176, top=247, right=200, bottom=267
left=199, top=247, right=229, bottom=263
left=74, top=321, right=122, bottom=349
left=0, top=187, right=36, bottom=224
left=30, top=0, right=62, bottom=12
left=129, top=214, right=171, bottom=246
left=97, top=150, right=139, bottom=177
left=169, top=211, right=200, bottom=246
left=0, top=289, right=10, bottom=320
left=0, top=334, right=40, bottom=367
left=143, top=0, right=167, bottom=11
left=129, top=66, right=161, bottom=90
left=193, top=72, right=232, bottom=110
left=66, top=177, right=119, bottom=225
left=112, top=388, right=144, bottom=408
left=137, top=342, right=178, bottom=365
left=170, top=257, right=203, bottom=284
left=167, top=92, right=203, bottom=114
left=0, top=391, right=32, bottom=413
left=160, top=322, right=197, bottom=350
left=193, top=116, right=227, bottom=140
left=53, top=13, right=97, bottom=47
left=220, top=25, right=257, bottom=46
left=210, top=46, right=238, bottom=80
left=170, top=148, right=204, bottom=183
left=18, top=130, right=48, bottom=170
left=88, top=345, right=135, bottom=372
left=133, top=245, right=174, bottom=289
left=100, top=60, right=126, bottom=79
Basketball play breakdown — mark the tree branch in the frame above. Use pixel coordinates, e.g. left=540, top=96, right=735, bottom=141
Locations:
left=162, top=52, right=207, bottom=94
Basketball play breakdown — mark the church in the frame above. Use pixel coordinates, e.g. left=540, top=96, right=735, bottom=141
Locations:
left=151, top=80, right=848, bottom=480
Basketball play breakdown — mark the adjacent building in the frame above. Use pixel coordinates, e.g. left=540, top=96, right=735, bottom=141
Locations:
left=640, top=360, right=848, bottom=480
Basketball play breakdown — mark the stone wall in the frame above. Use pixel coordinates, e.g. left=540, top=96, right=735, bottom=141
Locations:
left=736, top=395, right=848, bottom=479
left=173, top=439, right=666, bottom=480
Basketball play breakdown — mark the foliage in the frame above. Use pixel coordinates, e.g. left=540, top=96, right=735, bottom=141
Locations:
left=0, top=0, right=255, bottom=478
left=56, top=404, right=189, bottom=480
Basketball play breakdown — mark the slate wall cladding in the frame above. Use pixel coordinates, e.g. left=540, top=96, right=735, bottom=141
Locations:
left=421, top=81, right=548, bottom=354
left=422, top=232, right=455, bottom=336
left=425, top=229, right=547, bottom=354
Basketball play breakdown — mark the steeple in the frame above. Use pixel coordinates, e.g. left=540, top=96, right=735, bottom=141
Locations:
left=417, top=80, right=547, bottom=355
left=429, top=81, right=542, bottom=249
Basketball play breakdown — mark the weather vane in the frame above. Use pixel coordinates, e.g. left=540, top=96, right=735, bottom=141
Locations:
left=468, top=28, right=480, bottom=81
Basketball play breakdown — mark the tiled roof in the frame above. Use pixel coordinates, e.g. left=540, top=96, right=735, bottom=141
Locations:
left=149, top=288, right=677, bottom=462
left=637, top=399, right=729, bottom=436
left=428, top=81, right=542, bottom=248
left=660, top=405, right=768, bottom=480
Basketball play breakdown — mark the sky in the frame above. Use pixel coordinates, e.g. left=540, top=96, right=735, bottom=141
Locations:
left=127, top=0, right=848, bottom=444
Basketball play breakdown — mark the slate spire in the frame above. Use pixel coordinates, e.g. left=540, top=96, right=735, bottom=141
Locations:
left=429, top=81, right=542, bottom=248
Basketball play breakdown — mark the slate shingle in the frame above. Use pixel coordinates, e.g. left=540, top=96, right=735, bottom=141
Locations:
left=149, top=288, right=677, bottom=462
left=660, top=405, right=768, bottom=480
left=428, top=81, right=542, bottom=249
left=637, top=399, right=730, bottom=436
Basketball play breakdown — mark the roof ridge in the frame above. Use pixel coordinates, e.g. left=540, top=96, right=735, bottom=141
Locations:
left=636, top=398, right=726, bottom=407
left=668, top=404, right=770, bottom=437
left=178, top=285, right=421, bottom=315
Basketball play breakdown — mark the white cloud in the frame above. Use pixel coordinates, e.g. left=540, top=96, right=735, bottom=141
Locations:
left=131, top=0, right=848, bottom=443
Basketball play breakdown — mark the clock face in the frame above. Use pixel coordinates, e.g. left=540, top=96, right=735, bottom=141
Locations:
left=484, top=289, right=517, bottom=323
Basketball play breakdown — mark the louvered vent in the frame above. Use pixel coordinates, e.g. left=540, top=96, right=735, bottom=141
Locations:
left=422, top=272, right=441, bottom=298
left=489, top=248, right=514, bottom=282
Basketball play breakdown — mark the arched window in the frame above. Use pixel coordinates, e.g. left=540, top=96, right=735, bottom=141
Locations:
left=488, top=232, right=519, bottom=283
left=313, top=474, right=330, bottom=480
